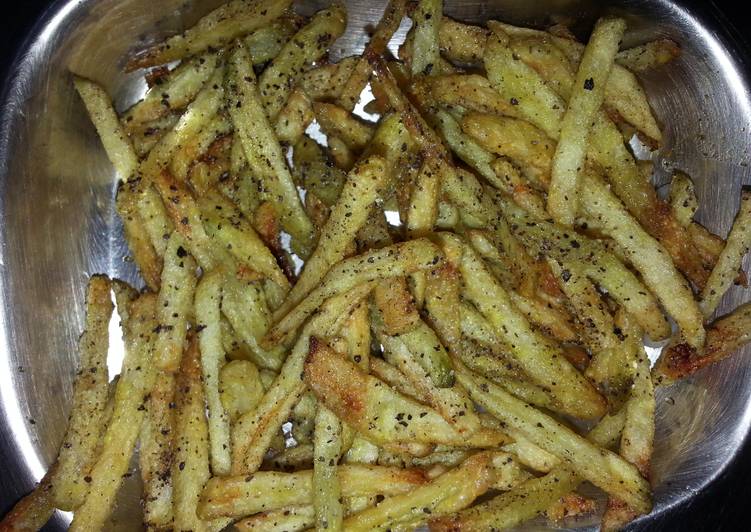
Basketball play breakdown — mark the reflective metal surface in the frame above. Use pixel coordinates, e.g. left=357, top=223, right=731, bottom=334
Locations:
left=1, top=0, right=750, bottom=530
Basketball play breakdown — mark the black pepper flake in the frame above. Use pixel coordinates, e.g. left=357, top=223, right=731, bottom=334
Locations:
left=178, top=461, right=186, bottom=471
left=510, top=97, right=519, bottom=106
left=176, top=246, right=188, bottom=258
left=584, top=78, right=595, bottom=90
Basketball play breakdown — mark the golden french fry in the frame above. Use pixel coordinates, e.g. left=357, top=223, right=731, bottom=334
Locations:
left=313, top=406, right=344, bottom=531
left=275, top=88, right=314, bottom=145
left=411, top=0, right=442, bottom=76
left=304, top=339, right=508, bottom=448
left=219, top=360, right=263, bottom=421
left=313, top=102, right=374, bottom=151
left=670, top=171, right=699, bottom=228
left=300, top=57, right=359, bottom=102
left=700, top=188, right=751, bottom=317
left=438, top=16, right=490, bottom=64
left=277, top=155, right=389, bottom=318
left=548, top=18, right=625, bottom=226
left=259, top=5, right=347, bottom=120
left=266, top=239, right=442, bottom=347
left=126, top=0, right=293, bottom=70
left=616, top=38, right=681, bottom=72
left=226, top=43, right=315, bottom=257
left=244, top=15, right=303, bottom=65
left=580, top=171, right=705, bottom=348
left=343, top=452, right=495, bottom=531
left=70, top=293, right=158, bottom=531
left=0, top=472, right=55, bottom=531
left=74, top=76, right=138, bottom=180
left=122, top=52, right=219, bottom=126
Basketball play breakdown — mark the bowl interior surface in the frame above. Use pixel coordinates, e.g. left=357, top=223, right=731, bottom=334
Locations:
left=1, top=0, right=750, bottom=529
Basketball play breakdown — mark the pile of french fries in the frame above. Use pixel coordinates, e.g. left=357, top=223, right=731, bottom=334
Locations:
left=4, top=0, right=751, bottom=531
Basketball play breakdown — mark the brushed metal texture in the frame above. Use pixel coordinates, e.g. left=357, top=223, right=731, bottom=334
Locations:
left=1, top=0, right=750, bottom=530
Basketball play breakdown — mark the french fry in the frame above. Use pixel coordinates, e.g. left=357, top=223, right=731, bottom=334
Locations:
left=136, top=185, right=174, bottom=260
left=232, top=283, right=376, bottom=474
left=265, top=239, right=443, bottom=348
left=547, top=17, right=625, bottom=226
left=234, top=504, right=315, bottom=532
left=431, top=407, right=628, bottom=531
left=373, top=277, right=420, bottom=336
left=377, top=323, right=478, bottom=433
left=129, top=113, right=181, bottom=158
left=457, top=236, right=607, bottom=419
left=500, top=195, right=671, bottom=340
left=547, top=258, right=632, bottom=406
left=343, top=452, right=495, bottom=531
left=313, top=102, right=375, bottom=151
left=70, top=293, right=158, bottom=531
left=579, top=171, right=705, bottom=348
left=615, top=38, right=681, bottom=72
left=122, top=52, right=220, bottom=126
left=438, top=17, right=490, bottom=64
left=337, top=0, right=408, bottom=111
left=194, top=271, right=232, bottom=475
left=483, top=33, right=565, bottom=140
left=226, top=43, right=315, bottom=257
left=411, top=0, right=442, bottom=76
left=700, top=188, right=751, bottom=317
left=199, top=464, right=429, bottom=520
left=143, top=66, right=226, bottom=179
left=433, top=110, right=497, bottom=185
left=74, top=76, right=138, bottom=180
left=170, top=114, right=232, bottom=181
left=313, top=406, right=344, bottom=531
left=655, top=301, right=751, bottom=381
left=219, top=360, right=264, bottom=421
left=46, top=276, right=114, bottom=510
left=299, top=57, right=359, bottom=102
left=304, top=339, right=508, bottom=449
left=259, top=5, right=347, bottom=120
left=277, top=155, right=389, bottom=318
left=428, top=74, right=521, bottom=119
left=125, top=0, right=293, bottom=70
left=153, top=233, right=198, bottom=371
left=275, top=88, right=314, bottom=145
left=670, top=171, right=699, bottom=227
left=197, top=190, right=290, bottom=291
left=139, top=371, right=176, bottom=529
left=461, top=112, right=555, bottom=189
left=456, top=364, right=651, bottom=514
left=343, top=301, right=371, bottom=371
left=172, top=335, right=228, bottom=532
left=243, top=15, right=303, bottom=65
left=602, top=312, right=655, bottom=530
left=221, top=276, right=286, bottom=371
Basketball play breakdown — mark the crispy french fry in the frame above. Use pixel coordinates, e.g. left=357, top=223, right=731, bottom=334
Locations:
left=300, top=57, right=359, bottom=102
left=313, top=406, right=344, bottom=531
left=655, top=301, right=751, bottom=381
left=244, top=15, right=303, bottom=65
left=700, top=188, right=751, bottom=317
left=428, top=74, right=520, bottom=119
left=135, top=185, right=174, bottom=260
left=304, top=339, right=508, bottom=449
left=373, top=277, right=420, bottom=336
left=266, top=239, right=442, bottom=347
left=431, top=408, right=627, bottom=531
left=194, top=271, right=232, bottom=475
left=199, top=464, right=428, bottom=520
left=226, top=43, right=315, bottom=257
left=314, top=102, right=374, bottom=151
left=139, top=371, right=176, bottom=529
left=154, top=233, right=198, bottom=371
left=259, top=5, right=347, bottom=120
left=170, top=114, right=232, bottom=181
left=548, top=18, right=625, bottom=226
left=231, top=283, right=376, bottom=474
left=74, top=76, right=138, bottom=180
left=456, top=365, right=650, bottom=513
left=433, top=110, right=498, bottom=185
left=337, top=0, right=408, bottom=111
left=343, top=301, right=371, bottom=371
left=670, top=171, right=698, bottom=227
left=123, top=52, right=219, bottom=126
left=219, top=360, right=263, bottom=421
left=129, top=113, right=181, bottom=158
left=602, top=313, right=655, bottom=530
left=70, top=293, right=158, bottom=531
left=579, top=171, right=705, bottom=348
left=411, top=0, right=442, bottom=76
left=438, top=17, right=490, bottom=64
left=343, top=452, right=495, bottom=531
left=461, top=112, right=555, bottom=189
left=456, top=236, right=607, bottom=419
left=277, top=155, right=389, bottom=317
left=616, top=38, right=681, bottom=72
left=198, top=190, right=290, bottom=291
left=275, top=88, right=314, bottom=145
left=126, top=0, right=293, bottom=70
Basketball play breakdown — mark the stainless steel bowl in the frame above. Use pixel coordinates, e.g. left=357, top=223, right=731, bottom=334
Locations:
left=2, top=0, right=750, bottom=530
